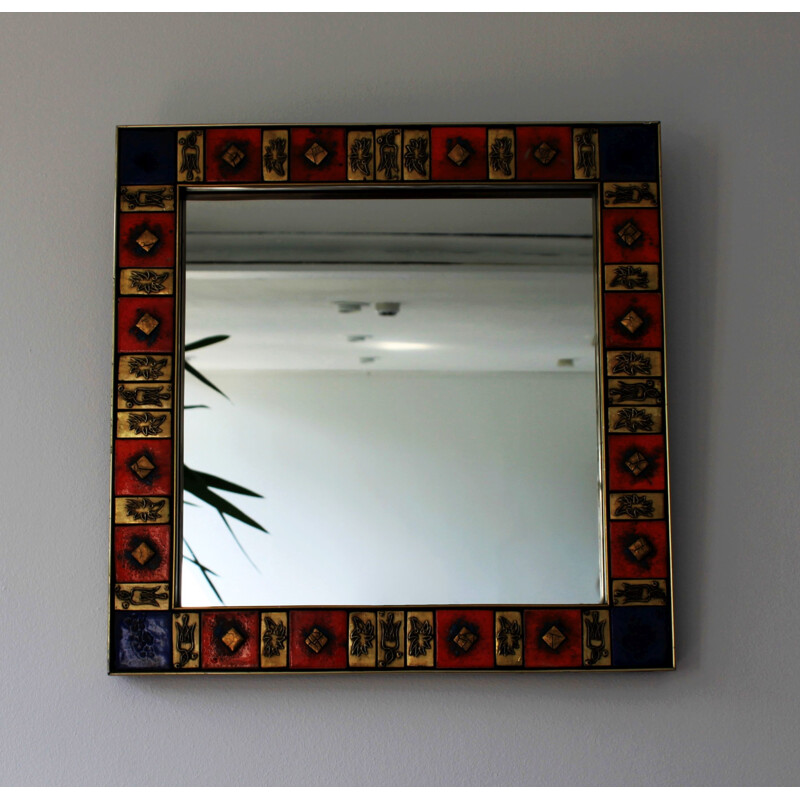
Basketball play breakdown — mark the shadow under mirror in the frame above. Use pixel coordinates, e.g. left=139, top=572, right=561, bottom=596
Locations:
left=180, top=194, right=602, bottom=607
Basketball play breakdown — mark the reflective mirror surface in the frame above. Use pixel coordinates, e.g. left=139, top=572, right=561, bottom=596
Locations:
left=181, top=194, right=602, bottom=606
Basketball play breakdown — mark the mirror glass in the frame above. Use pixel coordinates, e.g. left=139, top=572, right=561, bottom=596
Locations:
left=181, top=193, right=602, bottom=607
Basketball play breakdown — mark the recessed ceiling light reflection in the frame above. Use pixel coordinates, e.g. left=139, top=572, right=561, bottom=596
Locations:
left=371, top=342, right=435, bottom=352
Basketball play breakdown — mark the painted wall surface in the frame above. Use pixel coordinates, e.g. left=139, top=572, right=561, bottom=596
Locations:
left=2, top=14, right=799, bottom=786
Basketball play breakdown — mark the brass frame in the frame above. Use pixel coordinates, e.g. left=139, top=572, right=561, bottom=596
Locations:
left=110, top=123, right=673, bottom=673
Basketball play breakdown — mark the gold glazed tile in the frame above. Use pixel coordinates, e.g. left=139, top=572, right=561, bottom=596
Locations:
left=603, top=182, right=658, bottom=208
left=346, top=131, right=374, bottom=182
left=582, top=609, right=611, bottom=666
left=117, top=382, right=173, bottom=410
left=495, top=611, right=523, bottom=666
left=573, top=127, right=599, bottom=179
left=118, top=354, right=172, bottom=383
left=604, top=264, right=659, bottom=291
left=402, top=129, right=430, bottom=181
left=606, top=350, right=663, bottom=378
left=348, top=611, right=377, bottom=667
left=375, top=129, right=402, bottom=181
left=377, top=610, right=404, bottom=668
left=177, top=129, right=204, bottom=183
left=119, top=268, right=174, bottom=296
left=607, top=377, right=663, bottom=405
left=114, top=496, right=170, bottom=525
left=262, top=130, right=289, bottom=182
left=116, top=410, right=171, bottom=438
left=612, top=579, right=668, bottom=606
left=488, top=129, right=515, bottom=180
left=114, top=582, right=170, bottom=610
left=173, top=612, right=200, bottom=669
left=406, top=611, right=435, bottom=667
left=608, top=406, right=664, bottom=434
left=260, top=612, right=289, bottom=668
left=119, top=185, right=175, bottom=212
left=610, top=492, right=665, bottom=521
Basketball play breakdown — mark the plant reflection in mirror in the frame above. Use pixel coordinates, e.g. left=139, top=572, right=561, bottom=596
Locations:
left=183, top=334, right=267, bottom=602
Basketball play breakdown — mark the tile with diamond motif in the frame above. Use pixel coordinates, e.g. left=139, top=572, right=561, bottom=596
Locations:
left=599, top=125, right=659, bottom=182
left=516, top=126, right=573, bottom=181
left=119, top=354, right=172, bottom=383
left=114, top=524, right=170, bottom=583
left=114, top=495, right=169, bottom=525
left=605, top=293, right=663, bottom=348
left=606, top=350, right=662, bottom=378
left=114, top=582, right=170, bottom=611
left=608, top=405, right=663, bottom=435
left=118, top=212, right=175, bottom=268
left=204, top=128, right=262, bottom=183
left=261, top=612, right=289, bottom=669
left=290, top=127, right=346, bottom=182
left=375, top=129, right=403, bottom=182
left=435, top=609, right=494, bottom=669
left=113, top=610, right=172, bottom=671
left=495, top=611, right=523, bottom=667
left=488, top=129, right=515, bottom=180
left=524, top=609, right=582, bottom=668
left=582, top=609, right=611, bottom=667
left=377, top=610, right=405, bottom=668
left=114, top=438, right=172, bottom=495
left=346, top=131, right=375, bottom=182
left=406, top=611, right=435, bottom=667
left=173, top=612, right=200, bottom=670
left=348, top=611, right=377, bottom=667
left=177, top=129, right=204, bottom=183
left=612, top=579, right=668, bottom=607
left=604, top=264, right=659, bottom=292
left=608, top=434, right=666, bottom=491
left=603, top=181, right=658, bottom=208
left=201, top=611, right=260, bottom=669
left=431, top=127, right=487, bottom=181
left=118, top=128, right=176, bottom=185
left=610, top=520, right=669, bottom=579
left=117, top=297, right=174, bottom=353
left=289, top=610, right=347, bottom=670
left=402, top=129, right=430, bottom=181
left=602, top=209, right=660, bottom=263
left=262, top=129, right=289, bottom=182
left=120, top=185, right=176, bottom=213
left=573, top=127, right=599, bottom=179
left=119, top=268, right=173, bottom=297
left=610, top=492, right=665, bottom=521
left=611, top=607, right=672, bottom=668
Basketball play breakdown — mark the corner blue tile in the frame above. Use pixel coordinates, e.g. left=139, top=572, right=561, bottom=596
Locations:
left=611, top=606, right=672, bottom=669
left=118, top=128, right=176, bottom=185
left=114, top=611, right=171, bottom=671
left=599, top=125, right=659, bottom=181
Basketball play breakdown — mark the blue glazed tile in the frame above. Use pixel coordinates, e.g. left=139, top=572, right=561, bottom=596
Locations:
left=114, top=611, right=171, bottom=670
left=599, top=125, right=659, bottom=181
left=118, top=128, right=176, bottom=185
left=611, top=606, right=672, bottom=668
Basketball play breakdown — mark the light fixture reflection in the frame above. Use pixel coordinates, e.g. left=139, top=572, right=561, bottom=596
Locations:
left=371, top=341, right=435, bottom=352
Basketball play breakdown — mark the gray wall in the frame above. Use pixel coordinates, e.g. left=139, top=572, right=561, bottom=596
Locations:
left=2, top=14, right=798, bottom=786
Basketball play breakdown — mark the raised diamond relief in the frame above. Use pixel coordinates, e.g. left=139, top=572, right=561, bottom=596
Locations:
left=130, top=541, right=155, bottom=566
left=447, top=143, right=471, bottom=166
left=620, top=310, right=644, bottom=334
left=304, top=142, right=328, bottom=165
left=221, top=143, right=245, bottom=168
left=221, top=627, right=244, bottom=652
left=625, top=451, right=649, bottom=476
left=135, top=312, right=160, bottom=336
left=135, top=229, right=159, bottom=252
left=305, top=627, right=328, bottom=653
left=130, top=455, right=156, bottom=479
left=453, top=626, right=477, bottom=652
left=542, top=626, right=566, bottom=650
left=617, top=222, right=642, bottom=247
left=533, top=141, right=557, bottom=165
left=628, top=537, right=652, bottom=561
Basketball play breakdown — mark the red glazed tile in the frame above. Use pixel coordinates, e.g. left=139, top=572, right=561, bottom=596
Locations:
left=604, top=292, right=663, bottom=348
left=608, top=434, right=666, bottom=491
left=118, top=213, right=175, bottom=268
left=204, top=128, right=263, bottom=183
left=117, top=297, right=174, bottom=353
left=516, top=126, right=574, bottom=181
left=289, top=610, right=348, bottom=670
left=524, top=609, right=582, bottom=668
left=201, top=611, right=260, bottom=669
left=435, top=609, right=494, bottom=669
left=602, top=209, right=660, bottom=264
left=431, top=127, right=488, bottom=181
left=610, top=520, right=669, bottom=579
left=113, top=524, right=170, bottom=583
left=289, top=127, right=347, bottom=182
left=114, top=438, right=172, bottom=495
